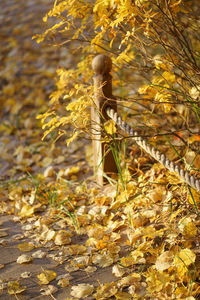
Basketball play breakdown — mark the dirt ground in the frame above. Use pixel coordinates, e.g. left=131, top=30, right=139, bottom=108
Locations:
left=0, top=1, right=117, bottom=299
left=0, top=215, right=117, bottom=300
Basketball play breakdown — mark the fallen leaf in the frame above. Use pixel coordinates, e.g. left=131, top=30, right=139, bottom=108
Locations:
left=118, top=273, right=141, bottom=287
left=17, top=254, right=33, bottom=264
left=174, top=248, right=196, bottom=277
left=115, top=291, right=132, bottom=299
left=65, top=166, right=80, bottom=176
left=112, top=264, right=126, bottom=277
left=18, top=242, right=35, bottom=252
left=104, top=119, right=116, bottom=135
left=92, top=252, right=114, bottom=267
left=188, top=189, right=200, bottom=207
left=178, top=217, right=197, bottom=238
left=120, top=256, right=136, bottom=267
left=19, top=204, right=34, bottom=217
left=155, top=251, right=174, bottom=271
left=70, top=283, right=94, bottom=298
left=57, top=278, right=70, bottom=287
left=84, top=266, right=97, bottom=273
left=7, top=281, right=26, bottom=295
left=41, top=285, right=58, bottom=295
left=68, top=244, right=87, bottom=255
left=43, top=166, right=55, bottom=177
left=21, top=272, right=31, bottom=278
left=37, top=270, right=57, bottom=285
left=32, top=250, right=46, bottom=258
left=145, top=268, right=170, bottom=293
left=54, top=229, right=71, bottom=245
left=94, top=282, right=118, bottom=299
left=177, top=248, right=196, bottom=266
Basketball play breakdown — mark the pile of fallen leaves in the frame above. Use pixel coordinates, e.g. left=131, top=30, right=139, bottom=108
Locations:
left=1, top=153, right=200, bottom=299
left=1, top=0, right=200, bottom=299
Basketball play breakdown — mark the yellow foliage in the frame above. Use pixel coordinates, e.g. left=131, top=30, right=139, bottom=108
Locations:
left=174, top=248, right=196, bottom=278
left=188, top=188, right=200, bottom=207
left=104, top=119, right=117, bottom=135
left=7, top=281, right=26, bottom=295
left=37, top=270, right=57, bottom=285
left=18, top=243, right=35, bottom=252
left=34, top=0, right=198, bottom=144
left=145, top=267, right=170, bottom=293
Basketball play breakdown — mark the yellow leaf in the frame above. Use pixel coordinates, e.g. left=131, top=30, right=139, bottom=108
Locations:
left=18, top=242, right=35, bottom=252
left=66, top=131, right=79, bottom=146
left=65, top=166, right=80, bottom=176
left=120, top=256, right=136, bottom=267
left=174, top=248, right=196, bottom=278
left=58, top=278, right=70, bottom=287
left=155, top=251, right=174, bottom=271
left=43, top=15, right=48, bottom=22
left=19, top=204, right=34, bottom=218
left=7, top=281, right=26, bottom=295
left=95, top=282, right=118, bottom=299
left=118, top=273, right=141, bottom=287
left=104, top=119, right=116, bottom=135
left=54, top=230, right=72, bottom=246
left=188, top=188, right=200, bottom=207
left=17, top=254, right=32, bottom=264
left=40, top=285, right=58, bottom=296
left=145, top=268, right=170, bottom=293
left=178, top=248, right=196, bottom=266
left=175, top=286, right=189, bottom=298
left=85, top=266, right=97, bottom=273
left=162, top=71, right=176, bottom=83
left=69, top=245, right=87, bottom=255
left=71, top=283, right=94, bottom=298
left=115, top=291, right=132, bottom=299
left=188, top=134, right=200, bottom=144
left=112, top=264, right=126, bottom=278
left=37, top=270, right=56, bottom=285
left=190, top=86, right=200, bottom=99
left=92, top=252, right=114, bottom=267
left=184, top=221, right=197, bottom=238
left=178, top=217, right=197, bottom=238
left=131, top=249, right=144, bottom=260
left=95, top=196, right=111, bottom=206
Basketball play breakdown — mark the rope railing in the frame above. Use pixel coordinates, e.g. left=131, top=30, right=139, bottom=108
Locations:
left=106, top=106, right=200, bottom=192
left=91, top=54, right=200, bottom=191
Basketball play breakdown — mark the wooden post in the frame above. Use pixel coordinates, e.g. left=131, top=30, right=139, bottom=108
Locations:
left=91, top=54, right=118, bottom=185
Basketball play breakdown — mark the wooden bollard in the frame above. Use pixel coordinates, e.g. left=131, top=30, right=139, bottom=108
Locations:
left=91, top=54, right=118, bottom=185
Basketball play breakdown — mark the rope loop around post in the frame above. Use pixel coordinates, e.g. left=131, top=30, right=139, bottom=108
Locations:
left=91, top=54, right=200, bottom=192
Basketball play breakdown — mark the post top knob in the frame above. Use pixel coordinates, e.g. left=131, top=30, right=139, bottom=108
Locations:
left=92, top=54, right=112, bottom=75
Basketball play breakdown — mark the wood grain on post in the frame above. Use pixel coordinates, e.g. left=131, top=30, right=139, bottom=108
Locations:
left=91, top=54, right=118, bottom=185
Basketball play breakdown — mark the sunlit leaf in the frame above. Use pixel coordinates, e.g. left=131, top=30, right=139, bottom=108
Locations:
left=104, top=119, right=116, bottom=135
left=54, top=230, right=72, bottom=245
left=155, top=251, right=174, bottom=271
left=37, top=270, right=57, bottom=285
left=40, top=285, right=58, bottom=295
left=17, top=254, right=33, bottom=264
left=19, top=204, right=34, bottom=217
left=18, top=243, right=35, bottom=252
left=70, top=283, right=94, bottom=298
left=7, top=281, right=26, bottom=295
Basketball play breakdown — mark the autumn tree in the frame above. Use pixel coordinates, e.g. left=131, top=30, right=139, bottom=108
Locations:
left=35, top=0, right=200, bottom=162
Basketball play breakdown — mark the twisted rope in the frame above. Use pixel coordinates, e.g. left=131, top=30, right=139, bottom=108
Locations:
left=106, top=106, right=200, bottom=192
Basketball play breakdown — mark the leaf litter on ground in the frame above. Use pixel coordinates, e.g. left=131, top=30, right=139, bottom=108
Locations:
left=0, top=0, right=200, bottom=299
